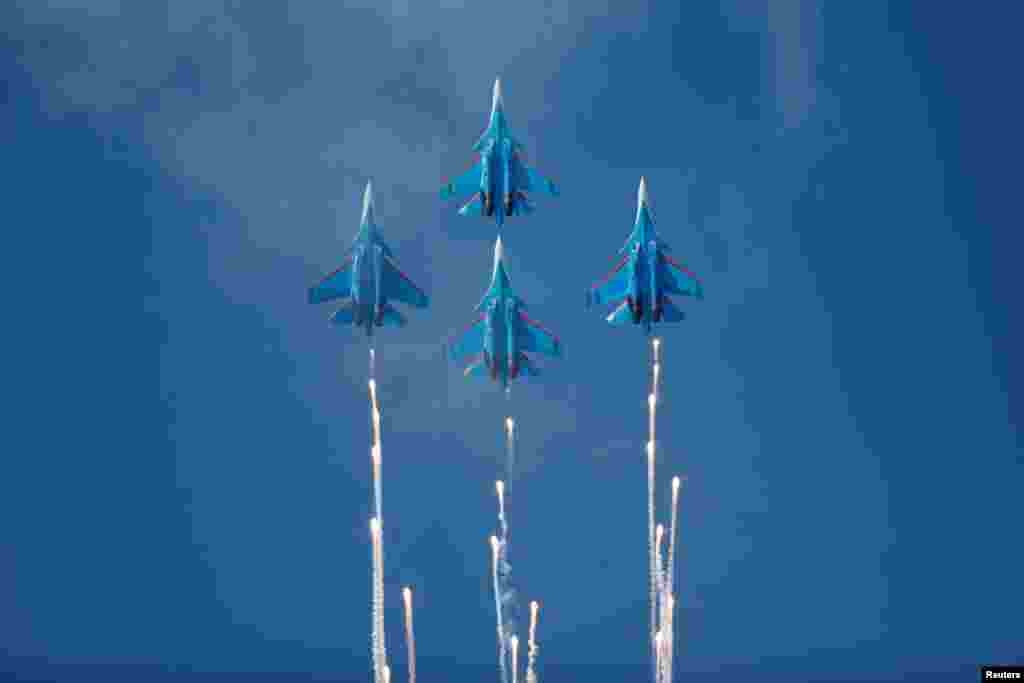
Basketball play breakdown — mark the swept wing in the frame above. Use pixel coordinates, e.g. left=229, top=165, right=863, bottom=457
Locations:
left=381, top=255, right=429, bottom=309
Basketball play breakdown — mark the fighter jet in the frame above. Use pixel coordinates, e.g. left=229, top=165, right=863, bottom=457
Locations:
left=585, top=177, right=704, bottom=334
left=447, top=238, right=561, bottom=389
left=308, top=181, right=429, bottom=336
left=440, top=79, right=559, bottom=227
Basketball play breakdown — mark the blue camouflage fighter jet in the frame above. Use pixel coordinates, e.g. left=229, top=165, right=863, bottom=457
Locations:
left=586, top=177, right=704, bottom=334
left=441, top=79, right=559, bottom=227
left=308, top=181, right=429, bottom=336
left=448, top=238, right=561, bottom=389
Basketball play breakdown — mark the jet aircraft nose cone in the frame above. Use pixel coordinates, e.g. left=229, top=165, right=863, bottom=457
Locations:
left=494, top=235, right=504, bottom=264
left=492, top=78, right=504, bottom=113
left=362, top=180, right=375, bottom=223
left=638, top=176, right=649, bottom=207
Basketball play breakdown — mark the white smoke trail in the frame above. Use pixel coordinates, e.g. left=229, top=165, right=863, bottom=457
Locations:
left=368, top=378, right=387, bottom=680
left=402, top=586, right=416, bottom=683
left=525, top=600, right=539, bottom=683
left=496, top=480, right=508, bottom=543
left=655, top=522, right=666, bottom=683
left=664, top=593, right=676, bottom=683
left=510, top=634, right=520, bottom=683
left=647, top=337, right=661, bottom=680
left=505, top=417, right=516, bottom=481
left=497, top=418, right=521, bottom=682
left=667, top=476, right=682, bottom=600
left=647, top=424, right=657, bottom=673
left=654, top=629, right=663, bottom=683
left=490, top=534, right=508, bottom=683
left=369, top=380, right=383, bottom=525
left=370, top=517, right=383, bottom=683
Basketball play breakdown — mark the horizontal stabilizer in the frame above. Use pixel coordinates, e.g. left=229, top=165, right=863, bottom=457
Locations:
left=660, top=297, right=686, bottom=323
left=510, top=196, right=535, bottom=216
left=380, top=303, right=406, bottom=327
left=659, top=254, right=703, bottom=299
left=329, top=303, right=355, bottom=326
left=517, top=353, right=541, bottom=377
left=606, top=301, right=633, bottom=326
left=523, top=166, right=559, bottom=197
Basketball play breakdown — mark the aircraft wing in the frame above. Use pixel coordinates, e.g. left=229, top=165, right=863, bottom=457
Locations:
left=448, top=316, right=487, bottom=363
left=515, top=158, right=559, bottom=196
left=308, top=255, right=353, bottom=304
left=441, top=162, right=483, bottom=200
left=517, top=312, right=561, bottom=357
left=381, top=255, right=429, bottom=309
left=586, top=254, right=633, bottom=308
left=658, top=253, right=704, bottom=299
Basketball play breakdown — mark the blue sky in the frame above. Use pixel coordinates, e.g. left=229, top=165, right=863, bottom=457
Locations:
left=1, top=2, right=1020, bottom=681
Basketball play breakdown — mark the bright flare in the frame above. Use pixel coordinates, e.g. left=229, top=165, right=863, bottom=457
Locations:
left=526, top=600, right=540, bottom=683
left=490, top=534, right=507, bottom=683
left=402, top=587, right=416, bottom=683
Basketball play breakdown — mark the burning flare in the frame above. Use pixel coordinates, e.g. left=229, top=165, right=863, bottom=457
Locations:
left=402, top=587, right=416, bottom=683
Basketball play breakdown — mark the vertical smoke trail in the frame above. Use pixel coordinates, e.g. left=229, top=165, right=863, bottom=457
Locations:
left=370, top=518, right=383, bottom=683
left=664, top=593, right=676, bottom=683
left=490, top=534, right=508, bottom=683
left=496, top=480, right=508, bottom=544
left=667, top=477, right=681, bottom=598
left=369, top=380, right=383, bottom=525
left=655, top=522, right=667, bottom=683
left=525, top=600, right=539, bottom=683
left=655, top=478, right=682, bottom=683
left=505, top=417, right=517, bottom=481
left=647, top=410, right=657, bottom=673
left=498, top=419, right=521, bottom=681
left=510, top=634, right=520, bottom=683
left=402, top=587, right=416, bottom=683
left=654, top=629, right=664, bottom=683
left=368, top=378, right=387, bottom=679
left=647, top=337, right=662, bottom=680
left=373, top=519, right=387, bottom=680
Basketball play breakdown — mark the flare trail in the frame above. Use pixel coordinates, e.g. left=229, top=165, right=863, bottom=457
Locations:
left=370, top=517, right=385, bottom=683
left=490, top=534, right=508, bottom=683
left=368, top=362, right=388, bottom=681
left=525, top=600, right=540, bottom=683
